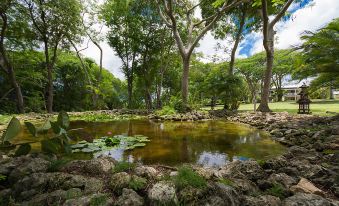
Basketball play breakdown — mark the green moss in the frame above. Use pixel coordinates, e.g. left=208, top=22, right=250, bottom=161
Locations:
left=256, top=159, right=266, bottom=167
left=0, top=174, right=6, bottom=181
left=173, top=167, right=207, bottom=190
left=129, top=176, right=147, bottom=191
left=89, top=195, right=108, bottom=206
left=113, top=161, right=136, bottom=173
left=264, top=183, right=285, bottom=199
left=323, top=149, right=339, bottom=155
left=47, top=159, right=71, bottom=172
left=218, top=178, right=234, bottom=186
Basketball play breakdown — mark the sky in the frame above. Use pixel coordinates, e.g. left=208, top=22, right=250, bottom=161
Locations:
left=79, top=0, right=339, bottom=80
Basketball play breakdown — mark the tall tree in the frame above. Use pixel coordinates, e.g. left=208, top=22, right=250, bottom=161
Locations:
left=24, top=0, right=82, bottom=113
left=157, top=0, right=247, bottom=107
left=0, top=0, right=31, bottom=113
left=102, top=0, right=140, bottom=108
left=256, top=0, right=300, bottom=112
left=294, top=18, right=339, bottom=90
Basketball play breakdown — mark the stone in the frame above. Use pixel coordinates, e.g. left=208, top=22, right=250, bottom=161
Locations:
left=169, top=171, right=178, bottom=176
left=13, top=172, right=104, bottom=198
left=290, top=178, right=325, bottom=197
left=282, top=193, right=337, bottom=206
left=62, top=157, right=116, bottom=176
left=217, top=160, right=265, bottom=182
left=110, top=172, right=131, bottom=193
left=148, top=181, right=178, bottom=205
left=214, top=182, right=241, bottom=206
left=21, top=188, right=82, bottom=205
left=243, top=195, right=281, bottom=206
left=268, top=173, right=297, bottom=189
left=63, top=193, right=113, bottom=206
left=135, top=166, right=157, bottom=178
left=194, top=167, right=216, bottom=180
left=115, top=188, right=144, bottom=206
left=232, top=178, right=259, bottom=195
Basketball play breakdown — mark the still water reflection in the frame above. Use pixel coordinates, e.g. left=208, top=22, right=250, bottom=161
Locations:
left=67, top=119, right=286, bottom=167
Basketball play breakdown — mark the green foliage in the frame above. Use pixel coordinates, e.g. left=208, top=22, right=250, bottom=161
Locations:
left=218, top=178, right=234, bottom=186
left=264, top=183, right=285, bottom=199
left=173, top=167, right=207, bottom=190
left=155, top=106, right=177, bottom=116
left=113, top=161, right=136, bottom=173
left=104, top=137, right=121, bottom=146
left=295, top=18, right=339, bottom=88
left=1, top=117, right=21, bottom=144
left=256, top=159, right=266, bottom=167
left=47, top=158, right=71, bottom=172
left=14, top=143, right=31, bottom=156
left=323, top=149, right=339, bottom=155
left=0, top=174, right=6, bottom=181
left=128, top=176, right=147, bottom=191
left=89, top=195, right=108, bottom=206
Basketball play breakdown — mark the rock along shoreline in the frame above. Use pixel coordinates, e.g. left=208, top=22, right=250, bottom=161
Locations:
left=0, top=111, right=339, bottom=206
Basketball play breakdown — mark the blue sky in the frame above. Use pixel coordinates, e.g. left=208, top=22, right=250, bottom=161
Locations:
left=81, top=0, right=339, bottom=79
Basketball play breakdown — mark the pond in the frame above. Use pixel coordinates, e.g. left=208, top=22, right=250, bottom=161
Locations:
left=12, top=119, right=286, bottom=167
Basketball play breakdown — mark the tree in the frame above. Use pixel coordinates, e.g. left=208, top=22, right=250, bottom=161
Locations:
left=295, top=18, right=339, bottom=90
left=0, top=0, right=31, bottom=113
left=157, top=0, right=247, bottom=107
left=236, top=52, right=265, bottom=111
left=203, top=1, right=261, bottom=75
left=256, top=0, right=298, bottom=112
left=24, top=0, right=83, bottom=113
left=272, top=49, right=296, bottom=101
left=102, top=0, right=141, bottom=108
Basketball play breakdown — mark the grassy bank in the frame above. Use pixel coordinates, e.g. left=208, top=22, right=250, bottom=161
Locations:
left=203, top=99, right=339, bottom=116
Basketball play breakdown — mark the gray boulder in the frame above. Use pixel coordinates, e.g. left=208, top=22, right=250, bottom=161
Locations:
left=115, top=188, right=144, bottom=206
left=148, top=181, right=178, bottom=205
left=282, top=193, right=338, bottom=206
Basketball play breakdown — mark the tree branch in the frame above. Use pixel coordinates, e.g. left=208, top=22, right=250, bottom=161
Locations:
left=270, top=0, right=294, bottom=27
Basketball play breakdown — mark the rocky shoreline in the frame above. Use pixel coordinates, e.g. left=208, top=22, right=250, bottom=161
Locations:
left=0, top=112, right=339, bottom=205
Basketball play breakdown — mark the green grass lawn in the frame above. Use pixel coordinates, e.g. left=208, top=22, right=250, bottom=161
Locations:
left=204, top=99, right=339, bottom=116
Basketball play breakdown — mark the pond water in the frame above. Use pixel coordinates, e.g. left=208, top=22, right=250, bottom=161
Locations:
left=12, top=119, right=286, bottom=167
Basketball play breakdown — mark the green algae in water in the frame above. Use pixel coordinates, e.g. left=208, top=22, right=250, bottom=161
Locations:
left=70, top=135, right=151, bottom=153
left=9, top=120, right=286, bottom=167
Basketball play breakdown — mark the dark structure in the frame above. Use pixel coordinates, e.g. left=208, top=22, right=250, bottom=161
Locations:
left=297, top=83, right=311, bottom=114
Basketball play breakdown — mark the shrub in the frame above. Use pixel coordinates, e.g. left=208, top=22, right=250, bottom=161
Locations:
left=113, top=161, right=136, bottom=173
left=155, top=106, right=176, bottom=116
left=265, top=183, right=285, bottom=199
left=47, top=159, right=70, bottom=172
left=129, top=176, right=147, bottom=191
left=89, top=195, right=108, bottom=206
left=173, top=167, right=207, bottom=190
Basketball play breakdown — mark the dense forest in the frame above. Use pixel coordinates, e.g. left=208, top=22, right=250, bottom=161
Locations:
left=0, top=0, right=338, bottom=114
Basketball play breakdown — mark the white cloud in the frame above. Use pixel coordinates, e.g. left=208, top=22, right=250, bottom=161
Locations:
left=80, top=0, right=339, bottom=79
left=250, top=0, right=339, bottom=54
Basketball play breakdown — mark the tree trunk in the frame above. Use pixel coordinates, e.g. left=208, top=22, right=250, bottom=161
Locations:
left=156, top=71, right=163, bottom=109
left=144, top=88, right=152, bottom=111
left=182, top=57, right=190, bottom=105
left=8, top=66, right=24, bottom=113
left=330, top=87, right=334, bottom=99
left=127, top=76, right=133, bottom=109
left=229, top=9, right=246, bottom=75
left=257, top=28, right=274, bottom=112
left=46, top=63, right=53, bottom=113
left=253, top=90, right=257, bottom=112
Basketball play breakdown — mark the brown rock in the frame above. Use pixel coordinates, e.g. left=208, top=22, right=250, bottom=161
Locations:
left=290, top=178, right=325, bottom=197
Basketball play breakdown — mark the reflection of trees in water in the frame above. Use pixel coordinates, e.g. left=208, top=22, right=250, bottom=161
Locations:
left=69, top=120, right=285, bottom=166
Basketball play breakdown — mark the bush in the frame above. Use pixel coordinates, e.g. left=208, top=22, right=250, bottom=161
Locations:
left=218, top=178, right=234, bottom=186
left=113, top=161, right=136, bottom=173
left=128, top=176, right=147, bottom=191
left=47, top=159, right=71, bottom=172
left=155, top=106, right=176, bottom=116
left=265, top=183, right=285, bottom=198
left=173, top=167, right=207, bottom=190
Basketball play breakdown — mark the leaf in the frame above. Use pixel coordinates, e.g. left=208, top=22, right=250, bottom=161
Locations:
left=1, top=117, right=21, bottom=143
left=15, top=143, right=31, bottom=156
left=50, top=121, right=61, bottom=134
left=24, top=122, right=37, bottom=137
left=57, top=112, right=70, bottom=129
left=37, top=120, right=51, bottom=134
left=41, top=138, right=62, bottom=154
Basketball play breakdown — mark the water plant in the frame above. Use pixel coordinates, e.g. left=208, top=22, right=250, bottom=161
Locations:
left=0, top=112, right=93, bottom=156
left=173, top=166, right=207, bottom=190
